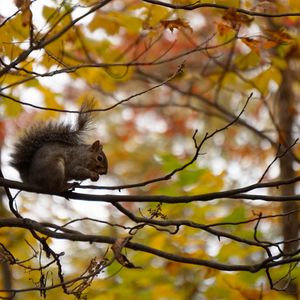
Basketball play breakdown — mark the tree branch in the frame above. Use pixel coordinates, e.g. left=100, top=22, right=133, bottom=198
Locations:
left=142, top=0, right=300, bottom=18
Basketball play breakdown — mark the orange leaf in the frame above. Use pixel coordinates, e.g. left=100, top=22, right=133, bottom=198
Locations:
left=265, top=29, right=293, bottom=44
left=262, top=39, right=277, bottom=49
left=217, top=22, right=233, bottom=36
left=241, top=37, right=261, bottom=54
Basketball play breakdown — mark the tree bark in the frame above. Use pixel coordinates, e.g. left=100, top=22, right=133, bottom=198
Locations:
left=278, top=68, right=299, bottom=296
left=0, top=149, right=14, bottom=298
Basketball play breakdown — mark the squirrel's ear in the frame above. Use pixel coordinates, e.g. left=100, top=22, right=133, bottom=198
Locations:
left=91, top=140, right=103, bottom=151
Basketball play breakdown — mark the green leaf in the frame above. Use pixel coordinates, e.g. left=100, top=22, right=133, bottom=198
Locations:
left=235, top=51, right=260, bottom=70
left=252, top=66, right=282, bottom=95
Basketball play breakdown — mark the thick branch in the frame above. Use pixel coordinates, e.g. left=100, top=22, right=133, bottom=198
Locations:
left=1, top=177, right=300, bottom=203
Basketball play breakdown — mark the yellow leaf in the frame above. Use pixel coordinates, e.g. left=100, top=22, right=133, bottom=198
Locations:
left=3, top=97, right=23, bottom=117
left=89, top=12, right=142, bottom=35
left=172, top=0, right=195, bottom=4
left=252, top=66, right=282, bottom=95
left=235, top=51, right=260, bottom=70
left=78, top=68, right=116, bottom=92
left=42, top=5, right=58, bottom=22
left=89, top=12, right=120, bottom=35
left=271, top=56, right=288, bottom=70
left=144, top=5, right=170, bottom=27
left=216, top=0, right=239, bottom=5
left=4, top=13, right=29, bottom=41
left=110, top=12, right=142, bottom=34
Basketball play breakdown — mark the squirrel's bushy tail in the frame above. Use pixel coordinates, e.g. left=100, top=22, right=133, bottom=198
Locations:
left=10, top=101, right=95, bottom=181
left=77, top=99, right=94, bottom=133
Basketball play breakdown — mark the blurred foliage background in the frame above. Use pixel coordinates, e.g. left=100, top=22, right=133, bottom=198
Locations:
left=1, top=0, right=300, bottom=299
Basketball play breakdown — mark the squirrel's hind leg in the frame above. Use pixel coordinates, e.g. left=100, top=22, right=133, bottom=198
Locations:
left=29, top=153, right=67, bottom=193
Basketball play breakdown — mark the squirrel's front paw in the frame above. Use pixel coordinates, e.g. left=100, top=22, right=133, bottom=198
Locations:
left=90, top=173, right=99, bottom=181
left=66, top=182, right=80, bottom=191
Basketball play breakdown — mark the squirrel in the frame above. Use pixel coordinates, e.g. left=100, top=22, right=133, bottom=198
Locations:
left=10, top=101, right=108, bottom=193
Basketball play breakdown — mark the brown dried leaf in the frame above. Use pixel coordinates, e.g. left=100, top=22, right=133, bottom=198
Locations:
left=14, top=0, right=24, bottom=8
left=111, top=237, right=142, bottom=269
left=14, top=0, right=32, bottom=27
left=222, top=7, right=253, bottom=29
left=217, top=22, right=233, bottom=36
left=161, top=18, right=193, bottom=33
left=21, top=7, right=32, bottom=27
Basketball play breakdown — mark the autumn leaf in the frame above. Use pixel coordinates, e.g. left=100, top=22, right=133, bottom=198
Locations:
left=14, top=0, right=32, bottom=27
left=241, top=37, right=279, bottom=55
left=222, top=7, right=253, bottom=29
left=160, top=18, right=193, bottom=33
left=111, top=237, right=142, bottom=269
left=216, top=22, right=234, bottom=36
left=265, top=29, right=293, bottom=44
left=241, top=37, right=262, bottom=54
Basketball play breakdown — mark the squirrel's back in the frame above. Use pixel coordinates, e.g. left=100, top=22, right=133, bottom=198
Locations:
left=10, top=102, right=93, bottom=181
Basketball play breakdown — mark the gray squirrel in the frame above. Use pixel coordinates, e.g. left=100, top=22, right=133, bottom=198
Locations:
left=10, top=101, right=108, bottom=193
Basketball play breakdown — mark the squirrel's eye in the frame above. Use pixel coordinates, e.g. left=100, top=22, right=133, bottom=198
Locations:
left=97, top=155, right=103, bottom=162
